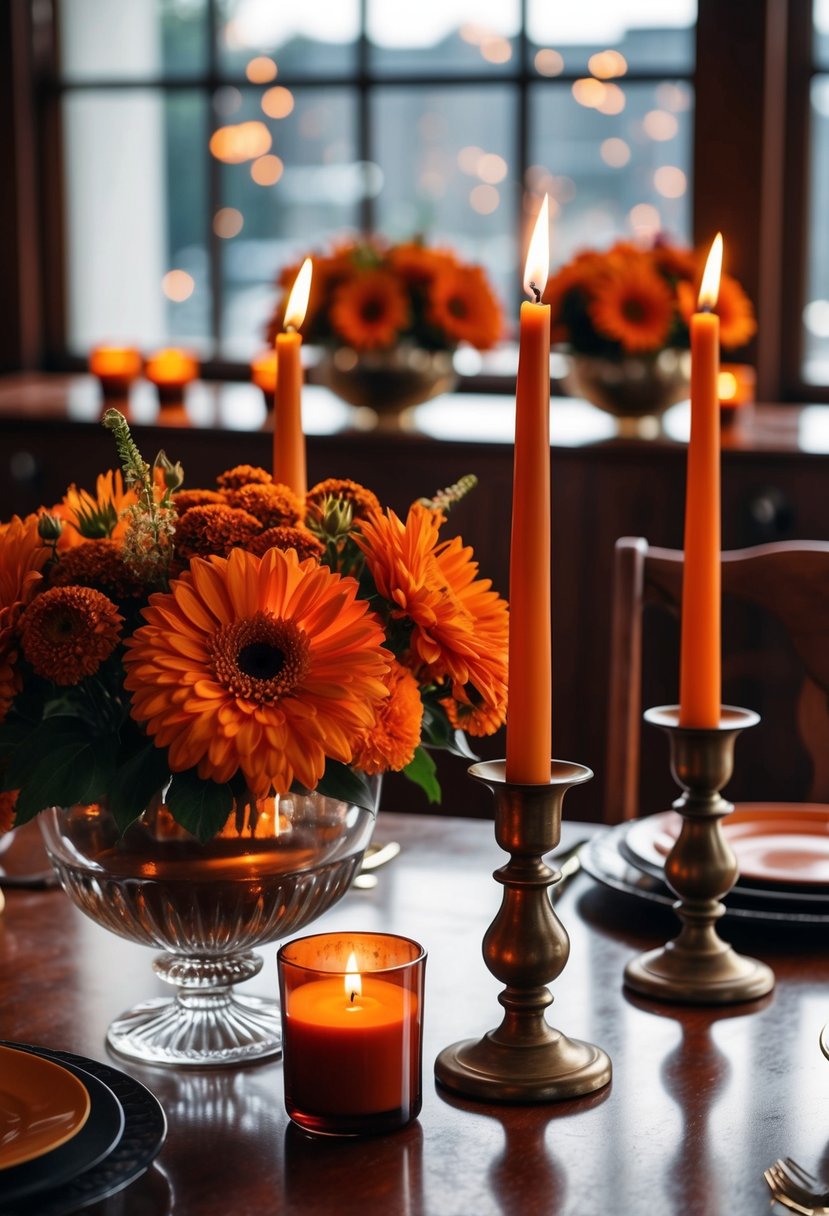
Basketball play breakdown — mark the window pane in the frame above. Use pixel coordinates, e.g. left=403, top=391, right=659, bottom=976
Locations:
left=803, top=78, right=829, bottom=382
left=217, top=0, right=359, bottom=78
left=216, top=88, right=359, bottom=358
left=64, top=90, right=211, bottom=354
left=530, top=80, right=693, bottom=264
left=372, top=86, right=517, bottom=315
left=59, top=0, right=208, bottom=80
left=816, top=0, right=829, bottom=69
left=367, top=1, right=520, bottom=76
left=527, top=0, right=696, bottom=76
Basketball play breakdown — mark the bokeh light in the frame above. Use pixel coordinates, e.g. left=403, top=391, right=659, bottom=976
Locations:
left=250, top=154, right=284, bottom=185
left=161, top=270, right=195, bottom=302
left=213, top=207, right=244, bottom=238
left=262, top=86, right=295, bottom=119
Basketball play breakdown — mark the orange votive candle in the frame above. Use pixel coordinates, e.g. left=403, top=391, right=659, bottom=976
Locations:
left=679, top=234, right=723, bottom=728
left=274, top=258, right=312, bottom=495
left=278, top=932, right=425, bottom=1136
left=88, top=345, right=143, bottom=394
left=506, top=197, right=552, bottom=784
left=144, top=348, right=199, bottom=389
left=251, top=349, right=277, bottom=405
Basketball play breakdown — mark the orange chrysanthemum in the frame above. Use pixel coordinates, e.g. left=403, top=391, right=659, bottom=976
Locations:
left=330, top=271, right=411, bottom=351
left=0, top=789, right=17, bottom=834
left=20, top=585, right=123, bottom=685
left=306, top=479, right=381, bottom=525
left=246, top=526, right=324, bottom=563
left=442, top=688, right=506, bottom=738
left=352, top=660, right=423, bottom=775
left=217, top=465, right=273, bottom=491
left=124, top=548, right=391, bottom=796
left=388, top=242, right=454, bottom=285
left=173, top=489, right=225, bottom=514
left=356, top=504, right=508, bottom=706
left=174, top=505, right=262, bottom=562
left=223, top=483, right=303, bottom=529
left=49, top=539, right=144, bottom=600
left=57, top=470, right=137, bottom=550
left=427, top=265, right=503, bottom=350
left=0, top=515, right=49, bottom=720
left=588, top=264, right=674, bottom=353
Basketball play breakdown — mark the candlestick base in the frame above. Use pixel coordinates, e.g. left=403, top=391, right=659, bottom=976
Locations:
left=434, top=760, right=611, bottom=1104
left=623, top=706, right=775, bottom=1006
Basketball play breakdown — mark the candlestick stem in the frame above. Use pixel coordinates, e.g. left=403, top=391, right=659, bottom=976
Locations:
left=624, top=705, right=775, bottom=1004
left=435, top=760, right=611, bottom=1102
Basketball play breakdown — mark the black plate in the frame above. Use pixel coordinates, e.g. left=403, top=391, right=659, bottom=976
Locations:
left=0, top=1055, right=124, bottom=1204
left=0, top=1044, right=166, bottom=1216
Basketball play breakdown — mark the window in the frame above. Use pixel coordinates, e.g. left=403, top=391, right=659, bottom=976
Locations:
left=47, top=0, right=696, bottom=370
left=803, top=0, right=829, bottom=383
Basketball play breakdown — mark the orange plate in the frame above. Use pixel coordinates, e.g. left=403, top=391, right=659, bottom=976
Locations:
left=625, top=804, right=829, bottom=888
left=0, top=1045, right=91, bottom=1169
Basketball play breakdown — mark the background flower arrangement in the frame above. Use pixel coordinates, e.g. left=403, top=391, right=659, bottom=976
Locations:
left=267, top=237, right=504, bottom=354
left=0, top=412, right=508, bottom=842
left=543, top=238, right=757, bottom=358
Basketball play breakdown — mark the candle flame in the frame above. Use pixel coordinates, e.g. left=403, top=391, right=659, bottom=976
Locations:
left=344, top=951, right=362, bottom=1002
left=698, top=233, right=723, bottom=311
left=284, top=257, right=313, bottom=331
left=523, top=195, right=550, bottom=301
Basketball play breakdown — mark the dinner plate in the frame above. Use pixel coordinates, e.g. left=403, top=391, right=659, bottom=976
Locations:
left=0, top=1056, right=124, bottom=1205
left=0, top=1044, right=166, bottom=1216
left=624, top=805, right=829, bottom=889
left=581, top=824, right=829, bottom=926
left=0, top=1045, right=91, bottom=1169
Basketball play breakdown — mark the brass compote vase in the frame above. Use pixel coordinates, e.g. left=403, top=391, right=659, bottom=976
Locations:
left=40, top=787, right=377, bottom=1067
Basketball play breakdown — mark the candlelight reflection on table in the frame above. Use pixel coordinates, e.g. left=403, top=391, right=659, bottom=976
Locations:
left=278, top=931, right=426, bottom=1137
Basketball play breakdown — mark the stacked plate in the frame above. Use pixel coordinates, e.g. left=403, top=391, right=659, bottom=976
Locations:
left=0, top=1042, right=166, bottom=1215
left=581, top=804, right=829, bottom=926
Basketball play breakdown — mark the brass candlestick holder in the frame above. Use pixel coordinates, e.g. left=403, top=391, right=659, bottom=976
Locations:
left=434, top=760, right=612, bottom=1103
left=624, top=705, right=775, bottom=1005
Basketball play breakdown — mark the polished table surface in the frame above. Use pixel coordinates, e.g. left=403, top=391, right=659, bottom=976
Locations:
left=1, top=809, right=827, bottom=1216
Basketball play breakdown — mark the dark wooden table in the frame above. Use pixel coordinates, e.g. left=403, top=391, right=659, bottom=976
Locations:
left=1, top=810, right=826, bottom=1216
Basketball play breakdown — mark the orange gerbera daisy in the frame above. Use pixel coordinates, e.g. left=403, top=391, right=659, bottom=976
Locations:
left=676, top=274, right=757, bottom=349
left=356, top=504, right=508, bottom=706
left=330, top=271, right=411, bottom=351
left=427, top=265, right=503, bottom=350
left=388, top=242, right=454, bottom=285
left=0, top=515, right=49, bottom=720
left=174, top=505, right=262, bottom=562
left=124, top=547, right=391, bottom=796
left=57, top=470, right=137, bottom=550
left=20, top=585, right=123, bottom=685
left=246, top=526, right=324, bottom=563
left=222, top=483, right=303, bottom=529
left=351, top=660, right=423, bottom=775
left=589, top=263, right=674, bottom=353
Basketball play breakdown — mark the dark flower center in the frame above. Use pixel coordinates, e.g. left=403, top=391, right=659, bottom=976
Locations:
left=209, top=611, right=311, bottom=703
left=237, top=642, right=284, bottom=681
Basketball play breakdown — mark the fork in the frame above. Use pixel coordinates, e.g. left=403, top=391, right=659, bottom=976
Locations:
left=776, top=1158, right=829, bottom=1205
left=765, top=1163, right=829, bottom=1214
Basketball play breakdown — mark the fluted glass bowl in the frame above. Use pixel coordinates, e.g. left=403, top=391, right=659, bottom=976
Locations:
left=40, top=789, right=377, bottom=1067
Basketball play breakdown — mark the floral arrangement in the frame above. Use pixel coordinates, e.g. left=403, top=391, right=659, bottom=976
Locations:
left=0, top=411, right=508, bottom=841
left=543, top=238, right=757, bottom=359
left=267, top=237, right=503, bottom=354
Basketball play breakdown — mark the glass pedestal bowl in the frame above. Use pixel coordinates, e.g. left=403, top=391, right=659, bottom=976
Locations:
left=39, top=789, right=377, bottom=1068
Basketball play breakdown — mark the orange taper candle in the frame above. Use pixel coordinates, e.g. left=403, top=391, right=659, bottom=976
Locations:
left=505, top=196, right=552, bottom=784
left=679, top=233, right=723, bottom=728
left=274, top=257, right=312, bottom=495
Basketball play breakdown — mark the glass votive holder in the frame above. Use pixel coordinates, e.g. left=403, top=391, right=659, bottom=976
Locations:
left=145, top=348, right=199, bottom=407
left=88, top=345, right=143, bottom=400
left=277, top=931, right=426, bottom=1138
left=719, top=363, right=756, bottom=428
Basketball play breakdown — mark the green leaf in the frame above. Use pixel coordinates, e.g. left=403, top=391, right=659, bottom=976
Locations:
left=312, top=761, right=378, bottom=813
left=108, top=743, right=171, bottom=835
left=403, top=746, right=441, bottom=805
left=165, top=769, right=234, bottom=843
left=14, top=736, right=117, bottom=823
left=421, top=702, right=480, bottom=760
left=2, top=717, right=99, bottom=790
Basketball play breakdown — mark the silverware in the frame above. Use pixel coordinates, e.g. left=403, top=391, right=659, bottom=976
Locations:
left=766, top=1160, right=829, bottom=1214
left=352, top=840, right=401, bottom=890
left=550, top=838, right=589, bottom=897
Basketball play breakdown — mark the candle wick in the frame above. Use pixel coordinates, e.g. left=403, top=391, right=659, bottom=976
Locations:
left=284, top=323, right=297, bottom=334
left=529, top=280, right=541, bottom=304
left=698, top=303, right=713, bottom=314
left=350, top=990, right=356, bottom=1003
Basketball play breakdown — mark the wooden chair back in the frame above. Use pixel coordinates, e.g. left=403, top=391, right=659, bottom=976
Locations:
left=605, top=537, right=829, bottom=823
